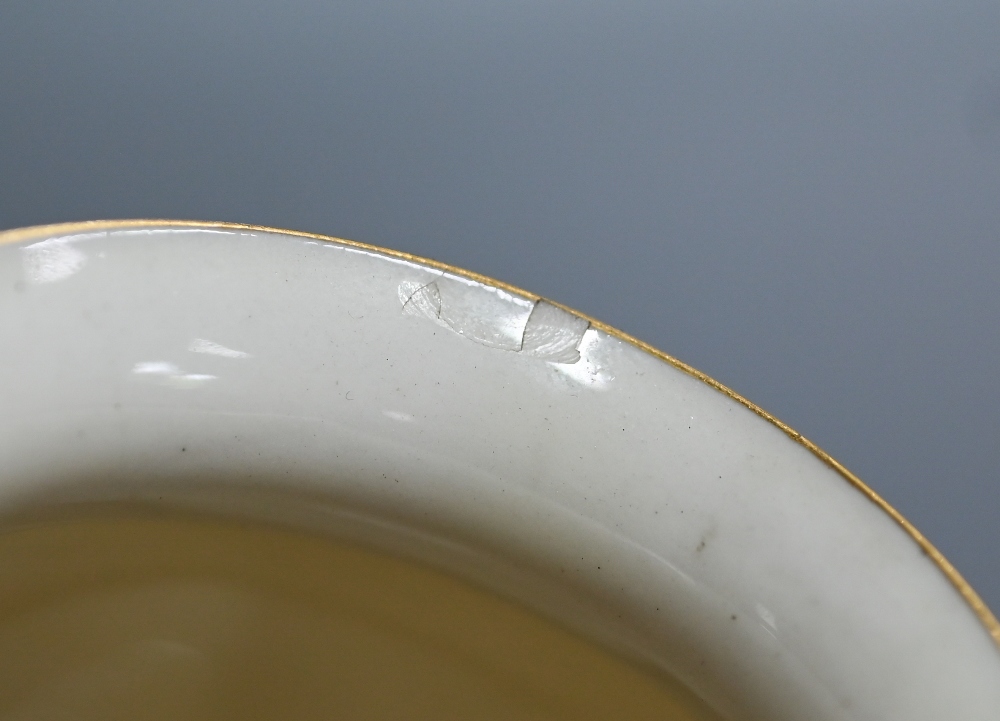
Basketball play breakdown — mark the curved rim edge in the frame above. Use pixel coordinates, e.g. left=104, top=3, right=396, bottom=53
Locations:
left=2, top=218, right=997, bottom=646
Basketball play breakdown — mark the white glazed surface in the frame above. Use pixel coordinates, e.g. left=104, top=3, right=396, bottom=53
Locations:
left=0, top=222, right=998, bottom=721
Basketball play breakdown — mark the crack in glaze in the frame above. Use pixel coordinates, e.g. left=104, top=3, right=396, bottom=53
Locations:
left=398, top=278, right=589, bottom=363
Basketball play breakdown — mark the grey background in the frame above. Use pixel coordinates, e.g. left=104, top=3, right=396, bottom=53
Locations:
left=2, top=1, right=998, bottom=612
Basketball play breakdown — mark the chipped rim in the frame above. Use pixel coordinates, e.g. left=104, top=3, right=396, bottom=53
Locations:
left=2, top=218, right=998, bottom=647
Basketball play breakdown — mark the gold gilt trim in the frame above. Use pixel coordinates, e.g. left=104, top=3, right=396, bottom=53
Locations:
left=2, top=218, right=998, bottom=646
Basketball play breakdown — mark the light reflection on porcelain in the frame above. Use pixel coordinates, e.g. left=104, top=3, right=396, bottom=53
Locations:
left=131, top=361, right=216, bottom=388
left=382, top=410, right=415, bottom=423
left=0, top=221, right=997, bottom=721
left=21, top=233, right=98, bottom=284
left=188, top=339, right=250, bottom=359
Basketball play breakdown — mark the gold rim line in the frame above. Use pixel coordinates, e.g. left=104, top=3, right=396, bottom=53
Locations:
left=2, top=218, right=998, bottom=645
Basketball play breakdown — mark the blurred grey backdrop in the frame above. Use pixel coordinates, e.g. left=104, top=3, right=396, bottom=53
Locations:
left=1, top=1, right=998, bottom=611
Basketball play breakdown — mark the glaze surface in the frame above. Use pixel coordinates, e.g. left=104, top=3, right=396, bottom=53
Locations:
left=0, top=222, right=998, bottom=720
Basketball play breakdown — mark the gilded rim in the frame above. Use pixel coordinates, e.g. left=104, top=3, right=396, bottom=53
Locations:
left=2, top=218, right=998, bottom=646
